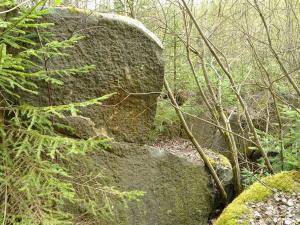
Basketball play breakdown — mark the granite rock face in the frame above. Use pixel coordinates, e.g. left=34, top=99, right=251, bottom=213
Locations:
left=72, top=142, right=215, bottom=225
left=22, top=8, right=164, bottom=143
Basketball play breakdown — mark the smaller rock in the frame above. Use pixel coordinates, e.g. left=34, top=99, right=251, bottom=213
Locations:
left=56, top=116, right=110, bottom=139
left=284, top=218, right=292, bottom=225
left=265, top=209, right=273, bottom=216
left=253, top=211, right=261, bottom=219
left=265, top=218, right=273, bottom=225
left=286, top=199, right=294, bottom=207
left=274, top=194, right=281, bottom=202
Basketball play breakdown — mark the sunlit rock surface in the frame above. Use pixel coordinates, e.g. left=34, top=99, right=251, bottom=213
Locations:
left=21, top=8, right=164, bottom=143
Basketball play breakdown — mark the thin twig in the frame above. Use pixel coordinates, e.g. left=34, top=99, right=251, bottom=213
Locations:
left=0, top=0, right=31, bottom=14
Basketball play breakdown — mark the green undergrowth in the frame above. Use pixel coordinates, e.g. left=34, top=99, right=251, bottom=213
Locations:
left=214, top=171, right=300, bottom=225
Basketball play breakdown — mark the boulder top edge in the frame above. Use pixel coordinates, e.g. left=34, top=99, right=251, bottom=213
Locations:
left=48, top=7, right=163, bottom=49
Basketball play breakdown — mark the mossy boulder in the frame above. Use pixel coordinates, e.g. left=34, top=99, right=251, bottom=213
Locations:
left=20, top=8, right=164, bottom=143
left=184, top=112, right=252, bottom=158
left=214, top=171, right=300, bottom=225
left=207, top=150, right=233, bottom=187
left=69, top=142, right=230, bottom=225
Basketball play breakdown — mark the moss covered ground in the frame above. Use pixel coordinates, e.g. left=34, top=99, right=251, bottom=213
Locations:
left=214, top=171, right=300, bottom=225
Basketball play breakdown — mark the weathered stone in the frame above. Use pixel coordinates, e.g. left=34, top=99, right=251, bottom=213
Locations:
left=69, top=142, right=216, bottom=225
left=184, top=112, right=252, bottom=158
left=206, top=151, right=233, bottom=188
left=21, top=8, right=164, bottom=143
left=184, top=112, right=226, bottom=152
left=56, top=116, right=109, bottom=139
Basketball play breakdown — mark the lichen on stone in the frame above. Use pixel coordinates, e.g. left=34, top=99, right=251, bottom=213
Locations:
left=214, top=171, right=300, bottom=225
left=207, top=152, right=232, bottom=168
left=66, top=6, right=84, bottom=14
left=205, top=150, right=233, bottom=187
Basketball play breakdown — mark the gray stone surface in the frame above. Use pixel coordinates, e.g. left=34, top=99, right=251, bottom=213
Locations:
left=71, top=142, right=215, bottom=225
left=21, top=8, right=164, bottom=143
left=184, top=112, right=250, bottom=157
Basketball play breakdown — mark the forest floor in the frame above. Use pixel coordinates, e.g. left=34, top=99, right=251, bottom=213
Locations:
left=246, top=191, right=300, bottom=225
left=152, top=137, right=201, bottom=162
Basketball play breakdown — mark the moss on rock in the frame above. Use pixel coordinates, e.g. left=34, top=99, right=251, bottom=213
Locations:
left=207, top=152, right=232, bottom=168
left=69, top=142, right=216, bottom=225
left=206, top=150, right=233, bottom=188
left=66, top=6, right=85, bottom=14
left=214, top=171, right=300, bottom=225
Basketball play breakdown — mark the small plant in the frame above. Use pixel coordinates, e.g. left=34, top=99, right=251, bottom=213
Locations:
left=241, top=168, right=270, bottom=187
left=246, top=106, right=300, bottom=179
left=274, top=106, right=300, bottom=171
left=260, top=107, right=300, bottom=172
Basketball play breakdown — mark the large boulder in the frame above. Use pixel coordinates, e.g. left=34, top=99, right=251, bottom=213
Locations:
left=184, top=112, right=251, bottom=158
left=70, top=142, right=232, bottom=225
left=21, top=8, right=164, bottom=143
left=184, top=113, right=226, bottom=152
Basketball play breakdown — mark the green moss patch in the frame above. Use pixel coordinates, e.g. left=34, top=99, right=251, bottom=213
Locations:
left=66, top=6, right=90, bottom=14
left=214, top=171, right=300, bottom=225
left=207, top=152, right=232, bottom=168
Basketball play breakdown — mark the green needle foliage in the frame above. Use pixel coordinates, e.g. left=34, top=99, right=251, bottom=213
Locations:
left=242, top=106, right=300, bottom=187
left=0, top=1, right=143, bottom=224
left=259, top=106, right=300, bottom=172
